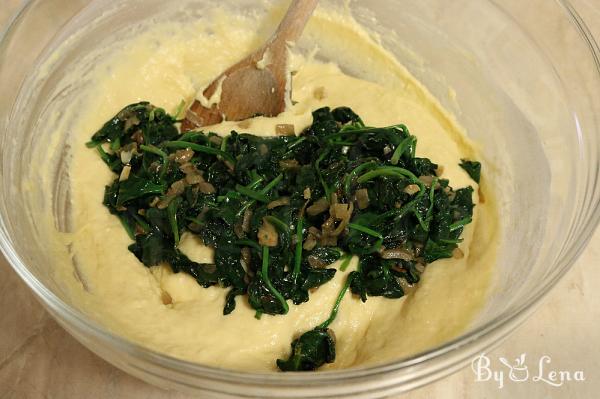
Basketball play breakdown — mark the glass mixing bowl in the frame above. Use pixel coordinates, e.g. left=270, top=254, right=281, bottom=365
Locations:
left=1, top=0, right=599, bottom=397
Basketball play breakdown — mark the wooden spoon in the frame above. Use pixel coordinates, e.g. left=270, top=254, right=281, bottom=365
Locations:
left=181, top=0, right=319, bottom=131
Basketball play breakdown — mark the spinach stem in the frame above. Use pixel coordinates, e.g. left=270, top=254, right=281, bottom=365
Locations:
left=261, top=246, right=289, bottom=314
left=449, top=217, right=472, bottom=232
left=173, top=99, right=186, bottom=120
left=336, top=116, right=364, bottom=129
left=96, top=145, right=111, bottom=161
left=348, top=223, right=383, bottom=239
left=235, top=184, right=270, bottom=203
left=326, top=124, right=407, bottom=141
left=220, top=135, right=229, bottom=154
left=318, top=273, right=356, bottom=329
left=439, top=238, right=463, bottom=244
left=247, top=176, right=264, bottom=190
left=186, top=216, right=205, bottom=228
left=286, top=136, right=306, bottom=151
left=264, top=216, right=290, bottom=233
left=291, top=218, right=304, bottom=284
left=390, top=136, right=416, bottom=165
left=167, top=198, right=181, bottom=246
left=380, top=199, right=429, bottom=232
left=380, top=201, right=416, bottom=221
left=237, top=174, right=283, bottom=217
left=348, top=223, right=383, bottom=252
left=131, top=213, right=150, bottom=233
left=178, top=132, right=209, bottom=143
left=315, top=148, right=332, bottom=201
left=261, top=174, right=283, bottom=194
left=140, top=144, right=168, bottom=159
left=164, top=141, right=235, bottom=164
left=217, top=192, right=243, bottom=203
left=423, top=177, right=438, bottom=230
left=356, top=166, right=422, bottom=188
left=329, top=141, right=355, bottom=146
left=140, top=144, right=170, bottom=179
left=344, top=160, right=378, bottom=197
left=110, top=137, right=121, bottom=151
left=96, top=145, right=121, bottom=171
left=235, top=239, right=261, bottom=251
left=339, top=254, right=353, bottom=272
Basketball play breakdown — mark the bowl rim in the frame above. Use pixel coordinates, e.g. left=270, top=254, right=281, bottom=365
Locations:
left=1, top=0, right=599, bottom=390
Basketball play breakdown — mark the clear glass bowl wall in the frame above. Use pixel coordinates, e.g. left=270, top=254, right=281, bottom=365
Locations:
left=1, top=0, right=599, bottom=397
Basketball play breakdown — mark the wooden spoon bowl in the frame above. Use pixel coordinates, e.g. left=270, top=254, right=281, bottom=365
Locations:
left=182, top=0, right=319, bottom=131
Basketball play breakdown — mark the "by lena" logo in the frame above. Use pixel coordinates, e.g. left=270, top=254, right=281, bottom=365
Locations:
left=471, top=353, right=585, bottom=389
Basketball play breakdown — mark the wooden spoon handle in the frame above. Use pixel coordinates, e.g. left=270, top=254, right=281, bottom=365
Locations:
left=271, top=0, right=319, bottom=46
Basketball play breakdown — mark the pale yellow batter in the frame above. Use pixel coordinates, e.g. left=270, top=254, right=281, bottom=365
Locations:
left=41, top=5, right=498, bottom=371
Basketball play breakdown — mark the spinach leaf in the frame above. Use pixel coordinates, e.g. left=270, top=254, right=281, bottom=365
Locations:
left=276, top=328, right=336, bottom=372
left=117, top=174, right=166, bottom=206
left=277, top=272, right=355, bottom=371
left=460, top=159, right=482, bottom=183
left=350, top=255, right=404, bottom=301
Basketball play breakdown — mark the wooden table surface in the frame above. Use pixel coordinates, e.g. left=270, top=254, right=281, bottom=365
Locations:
left=0, top=0, right=598, bottom=398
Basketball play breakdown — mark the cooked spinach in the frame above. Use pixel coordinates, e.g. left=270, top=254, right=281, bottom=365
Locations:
left=277, top=272, right=355, bottom=371
left=89, top=102, right=477, bottom=371
left=459, top=159, right=482, bottom=183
